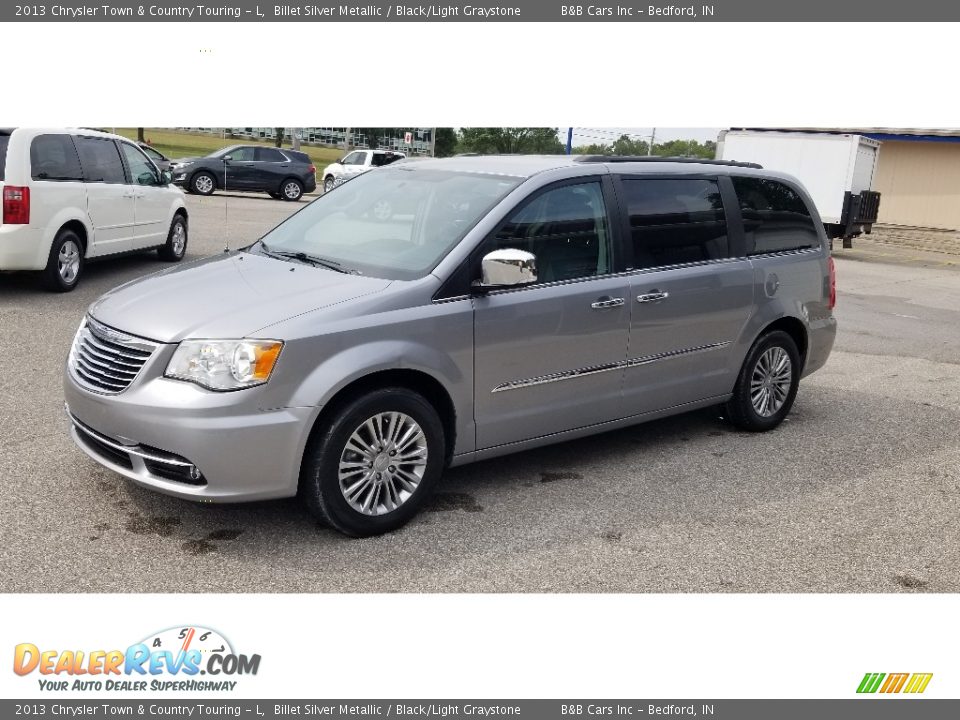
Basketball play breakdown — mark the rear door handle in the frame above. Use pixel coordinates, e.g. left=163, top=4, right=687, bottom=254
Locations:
left=637, top=291, right=669, bottom=303
left=591, top=297, right=625, bottom=309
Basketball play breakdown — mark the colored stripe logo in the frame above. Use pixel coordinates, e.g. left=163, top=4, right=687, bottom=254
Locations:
left=857, top=672, right=933, bottom=694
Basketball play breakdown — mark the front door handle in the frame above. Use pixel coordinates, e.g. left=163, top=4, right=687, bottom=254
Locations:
left=591, top=297, right=625, bottom=309
left=637, top=291, right=669, bottom=303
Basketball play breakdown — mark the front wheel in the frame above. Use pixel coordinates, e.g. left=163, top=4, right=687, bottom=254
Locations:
left=191, top=171, right=216, bottom=196
left=323, top=175, right=336, bottom=193
left=300, top=388, right=445, bottom=537
left=158, top=214, right=188, bottom=261
left=725, top=330, right=801, bottom=432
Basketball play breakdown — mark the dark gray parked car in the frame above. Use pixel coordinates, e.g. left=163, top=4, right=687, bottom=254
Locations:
left=170, top=144, right=317, bottom=200
left=64, top=155, right=836, bottom=536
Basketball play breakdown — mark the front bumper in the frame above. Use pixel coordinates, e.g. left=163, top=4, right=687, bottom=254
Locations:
left=64, top=348, right=315, bottom=503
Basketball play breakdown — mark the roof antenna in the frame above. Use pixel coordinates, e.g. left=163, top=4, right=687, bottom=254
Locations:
left=222, top=154, right=231, bottom=253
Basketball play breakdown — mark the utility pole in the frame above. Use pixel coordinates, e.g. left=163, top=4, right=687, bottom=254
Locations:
left=647, top=127, right=657, bottom=156
left=566, top=127, right=573, bottom=155
left=429, top=127, right=436, bottom=157
left=292, top=128, right=301, bottom=151
left=344, top=128, right=352, bottom=151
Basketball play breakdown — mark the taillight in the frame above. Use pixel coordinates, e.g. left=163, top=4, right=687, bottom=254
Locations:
left=828, top=256, right=837, bottom=310
left=2, top=186, right=30, bottom=225
left=308, top=165, right=316, bottom=174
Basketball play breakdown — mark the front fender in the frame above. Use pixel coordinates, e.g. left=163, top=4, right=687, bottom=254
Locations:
left=284, top=338, right=474, bottom=456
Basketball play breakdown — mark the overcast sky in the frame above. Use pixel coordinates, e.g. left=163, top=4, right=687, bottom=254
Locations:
left=563, top=127, right=723, bottom=146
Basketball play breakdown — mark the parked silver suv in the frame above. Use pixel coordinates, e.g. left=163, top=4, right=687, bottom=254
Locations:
left=64, top=155, right=836, bottom=536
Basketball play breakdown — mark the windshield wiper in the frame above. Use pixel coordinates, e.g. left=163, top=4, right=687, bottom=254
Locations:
left=262, top=247, right=350, bottom=274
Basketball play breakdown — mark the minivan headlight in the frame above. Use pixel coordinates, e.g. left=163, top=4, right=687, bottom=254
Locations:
left=165, top=339, right=283, bottom=391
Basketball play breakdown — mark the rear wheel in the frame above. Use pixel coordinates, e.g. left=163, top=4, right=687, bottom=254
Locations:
left=158, top=214, right=188, bottom=261
left=42, top=229, right=84, bottom=292
left=725, top=330, right=800, bottom=432
left=281, top=178, right=303, bottom=201
left=300, top=387, right=445, bottom=537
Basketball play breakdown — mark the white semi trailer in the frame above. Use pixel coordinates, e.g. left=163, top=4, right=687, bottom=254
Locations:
left=717, top=130, right=882, bottom=247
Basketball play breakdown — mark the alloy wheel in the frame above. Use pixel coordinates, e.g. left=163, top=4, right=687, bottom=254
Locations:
left=338, top=412, right=428, bottom=516
left=194, top=175, right=213, bottom=193
left=750, top=346, right=792, bottom=417
left=171, top=222, right=186, bottom=256
left=58, top=240, right=81, bottom=284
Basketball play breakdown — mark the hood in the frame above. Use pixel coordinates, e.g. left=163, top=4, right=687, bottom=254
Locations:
left=172, top=156, right=202, bottom=165
left=89, top=252, right=392, bottom=343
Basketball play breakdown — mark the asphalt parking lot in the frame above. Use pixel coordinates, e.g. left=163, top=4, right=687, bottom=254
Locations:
left=1, top=192, right=958, bottom=593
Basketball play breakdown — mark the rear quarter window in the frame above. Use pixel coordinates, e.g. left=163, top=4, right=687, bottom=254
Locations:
left=30, top=134, right=84, bottom=181
left=0, top=134, right=9, bottom=180
left=733, top=177, right=821, bottom=255
left=287, top=150, right=311, bottom=164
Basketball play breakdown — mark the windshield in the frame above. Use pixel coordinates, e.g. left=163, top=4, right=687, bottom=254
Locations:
left=251, top=166, right=523, bottom=280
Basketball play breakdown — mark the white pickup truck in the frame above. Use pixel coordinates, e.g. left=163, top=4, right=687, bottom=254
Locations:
left=321, top=149, right=406, bottom=192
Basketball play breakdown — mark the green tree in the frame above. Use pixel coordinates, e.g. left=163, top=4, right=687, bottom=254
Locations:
left=458, top=128, right=565, bottom=155
left=611, top=134, right=649, bottom=156
left=274, top=128, right=285, bottom=148
left=572, top=142, right=613, bottom=154
left=434, top=128, right=457, bottom=157
left=652, top=139, right=716, bottom=159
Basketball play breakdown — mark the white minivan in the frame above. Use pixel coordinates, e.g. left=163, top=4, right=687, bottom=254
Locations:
left=0, top=128, right=188, bottom=291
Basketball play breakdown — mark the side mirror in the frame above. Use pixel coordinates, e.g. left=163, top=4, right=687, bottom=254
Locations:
left=222, top=155, right=232, bottom=163
left=475, top=249, right=537, bottom=290
left=160, top=170, right=173, bottom=185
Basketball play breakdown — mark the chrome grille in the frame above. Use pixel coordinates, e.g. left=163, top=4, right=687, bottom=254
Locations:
left=69, top=317, right=157, bottom=394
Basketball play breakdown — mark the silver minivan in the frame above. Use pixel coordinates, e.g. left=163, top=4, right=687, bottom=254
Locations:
left=64, top=155, right=836, bottom=536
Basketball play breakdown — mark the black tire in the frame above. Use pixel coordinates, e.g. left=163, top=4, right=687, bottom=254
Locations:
left=158, top=214, right=188, bottom=262
left=42, top=228, right=84, bottom=292
left=725, top=330, right=801, bottom=432
left=323, top=175, right=336, bottom=193
left=281, top=178, right=303, bottom=201
left=300, top=387, right=445, bottom=537
left=190, top=171, right=216, bottom=196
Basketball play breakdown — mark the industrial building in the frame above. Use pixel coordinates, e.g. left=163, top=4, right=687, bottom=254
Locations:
left=178, top=127, right=436, bottom=156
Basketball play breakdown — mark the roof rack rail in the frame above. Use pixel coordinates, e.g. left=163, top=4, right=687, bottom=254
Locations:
left=575, top=155, right=763, bottom=169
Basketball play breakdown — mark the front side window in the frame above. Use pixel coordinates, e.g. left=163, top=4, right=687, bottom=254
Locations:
left=120, top=143, right=160, bottom=186
left=74, top=137, right=126, bottom=184
left=30, top=134, right=83, bottom=181
left=622, top=178, right=728, bottom=268
left=227, top=146, right=256, bottom=161
left=733, top=177, right=820, bottom=254
left=253, top=166, right=522, bottom=281
left=492, top=181, right=612, bottom=282
left=141, top=145, right=163, bottom=161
